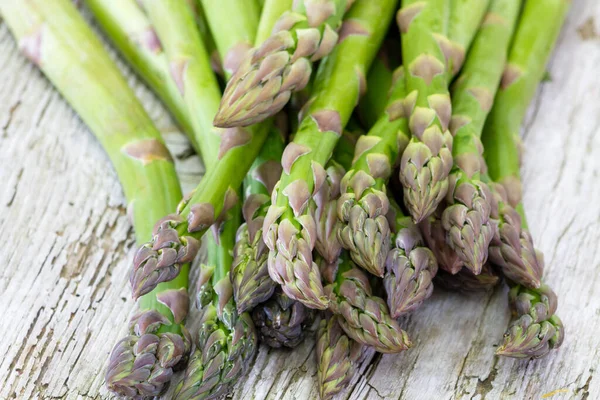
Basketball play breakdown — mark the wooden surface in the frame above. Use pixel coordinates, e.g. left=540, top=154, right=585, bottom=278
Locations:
left=1, top=1, right=599, bottom=399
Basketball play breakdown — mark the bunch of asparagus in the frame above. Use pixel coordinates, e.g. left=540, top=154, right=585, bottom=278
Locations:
left=0, top=0, right=570, bottom=398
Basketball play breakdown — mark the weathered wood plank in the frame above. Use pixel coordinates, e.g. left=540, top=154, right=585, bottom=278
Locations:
left=0, top=1, right=599, bottom=399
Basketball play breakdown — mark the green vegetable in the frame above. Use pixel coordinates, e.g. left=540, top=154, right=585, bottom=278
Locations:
left=482, top=0, right=570, bottom=289
left=337, top=66, right=409, bottom=277
left=397, top=0, right=454, bottom=223
left=232, top=125, right=285, bottom=313
left=316, top=314, right=366, bottom=400
left=139, top=0, right=222, bottom=170
left=324, top=252, right=412, bottom=353
left=441, top=0, right=521, bottom=274
left=447, top=0, right=491, bottom=75
left=175, top=201, right=258, bottom=400
left=0, top=0, right=193, bottom=397
left=264, top=0, right=398, bottom=310
left=129, top=0, right=272, bottom=299
left=213, top=0, right=356, bottom=127
left=384, top=198, right=438, bottom=318
left=496, top=285, right=564, bottom=358
left=481, top=0, right=569, bottom=358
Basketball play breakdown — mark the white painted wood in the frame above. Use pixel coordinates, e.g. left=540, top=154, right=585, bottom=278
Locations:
left=0, top=1, right=599, bottom=399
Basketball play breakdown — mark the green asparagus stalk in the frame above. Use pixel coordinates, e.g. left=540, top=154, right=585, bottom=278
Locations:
left=200, top=0, right=260, bottom=77
left=496, top=284, right=564, bottom=358
left=213, top=0, right=356, bottom=127
left=316, top=314, right=367, bottom=400
left=188, top=0, right=222, bottom=75
left=482, top=0, right=569, bottom=289
left=231, top=125, right=285, bottom=313
left=384, top=198, right=438, bottom=318
left=229, top=0, right=293, bottom=315
left=447, top=0, right=491, bottom=76
left=397, top=0, right=454, bottom=223
left=357, top=41, right=401, bottom=129
left=323, top=251, right=411, bottom=353
left=252, top=288, right=316, bottom=348
left=481, top=0, right=569, bottom=358
left=0, top=1, right=192, bottom=397
left=434, top=264, right=500, bottom=293
left=256, top=0, right=294, bottom=46
left=337, top=66, right=409, bottom=277
left=173, top=3, right=267, bottom=398
left=264, top=0, right=397, bottom=310
left=175, top=201, right=258, bottom=400
left=419, top=204, right=464, bottom=274
left=441, top=0, right=521, bottom=274
left=138, top=0, right=223, bottom=170
left=86, top=0, right=197, bottom=147
left=129, top=0, right=272, bottom=299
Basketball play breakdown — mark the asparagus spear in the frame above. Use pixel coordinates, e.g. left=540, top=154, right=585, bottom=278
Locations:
left=337, top=66, right=409, bottom=277
left=434, top=264, right=500, bottom=293
left=496, top=285, right=564, bottom=358
left=264, top=0, right=398, bottom=309
left=175, top=201, right=258, bottom=400
left=323, top=252, right=412, bottom=353
left=137, top=0, right=224, bottom=170
left=86, top=0, right=196, bottom=147
left=483, top=0, right=570, bottom=289
left=213, top=0, right=356, bottom=128
left=316, top=314, right=367, bottom=400
left=384, top=198, right=438, bottom=318
left=447, top=0, right=491, bottom=75
left=481, top=0, right=569, bottom=358
left=229, top=0, right=293, bottom=315
left=232, top=125, right=285, bottom=313
left=442, top=0, right=522, bottom=274
left=173, top=3, right=268, bottom=398
left=128, top=0, right=272, bottom=299
left=252, top=288, right=316, bottom=348
left=397, top=0, right=454, bottom=223
left=0, top=1, right=192, bottom=397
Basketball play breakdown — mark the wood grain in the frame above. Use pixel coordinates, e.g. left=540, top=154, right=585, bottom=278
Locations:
left=1, top=1, right=599, bottom=399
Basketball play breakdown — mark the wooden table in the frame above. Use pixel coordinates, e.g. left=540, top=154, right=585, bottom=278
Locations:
left=1, top=2, right=599, bottom=399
